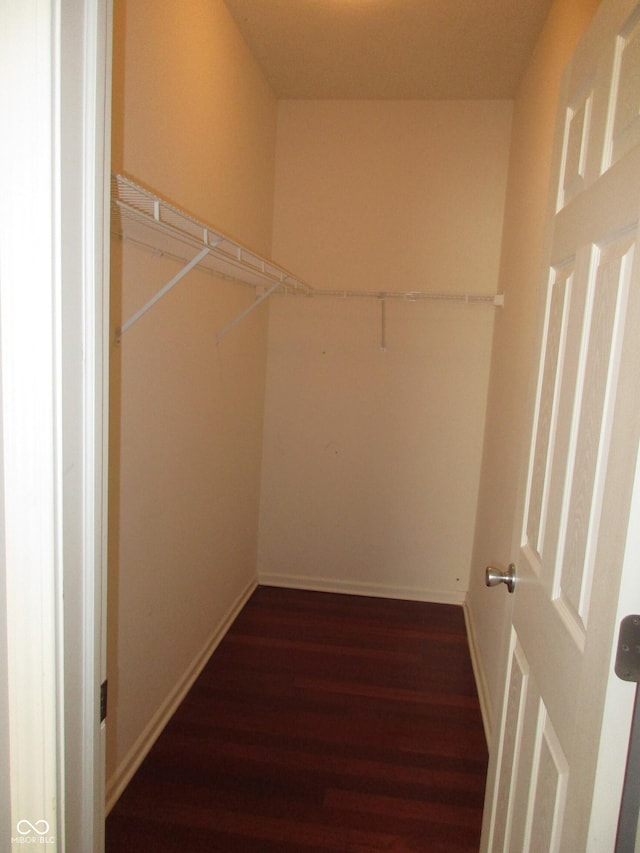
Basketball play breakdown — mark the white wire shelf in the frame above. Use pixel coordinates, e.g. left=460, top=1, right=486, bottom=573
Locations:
left=112, top=173, right=314, bottom=296
left=111, top=173, right=503, bottom=338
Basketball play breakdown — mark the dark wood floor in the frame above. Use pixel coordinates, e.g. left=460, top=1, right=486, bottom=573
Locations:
left=106, top=586, right=488, bottom=852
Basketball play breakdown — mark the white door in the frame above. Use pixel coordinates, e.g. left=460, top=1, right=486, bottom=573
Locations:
left=482, top=0, right=640, bottom=849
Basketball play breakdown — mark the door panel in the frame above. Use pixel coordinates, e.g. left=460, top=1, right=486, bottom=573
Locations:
left=557, top=233, right=634, bottom=632
left=525, top=262, right=573, bottom=560
left=609, top=9, right=640, bottom=166
left=560, top=91, right=593, bottom=207
left=528, top=713, right=569, bottom=853
left=492, top=636, right=530, bottom=852
left=483, top=0, right=640, bottom=848
left=492, top=637, right=571, bottom=853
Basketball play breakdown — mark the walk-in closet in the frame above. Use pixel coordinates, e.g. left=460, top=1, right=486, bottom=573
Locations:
left=106, top=0, right=606, bottom=847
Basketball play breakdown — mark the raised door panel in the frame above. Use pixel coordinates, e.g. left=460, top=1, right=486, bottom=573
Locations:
left=608, top=8, right=640, bottom=168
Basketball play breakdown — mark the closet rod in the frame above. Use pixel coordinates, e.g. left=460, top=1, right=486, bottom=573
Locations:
left=279, top=288, right=503, bottom=305
left=114, top=227, right=503, bottom=308
left=112, top=173, right=504, bottom=340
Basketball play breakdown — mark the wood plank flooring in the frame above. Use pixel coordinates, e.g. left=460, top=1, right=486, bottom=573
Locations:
left=106, top=586, right=488, bottom=851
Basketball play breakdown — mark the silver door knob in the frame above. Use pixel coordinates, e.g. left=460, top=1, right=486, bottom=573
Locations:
left=485, top=563, right=516, bottom=594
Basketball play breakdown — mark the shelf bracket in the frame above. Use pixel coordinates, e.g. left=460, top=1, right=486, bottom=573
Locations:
left=216, top=280, right=282, bottom=343
left=380, top=294, right=387, bottom=352
left=117, top=246, right=210, bottom=340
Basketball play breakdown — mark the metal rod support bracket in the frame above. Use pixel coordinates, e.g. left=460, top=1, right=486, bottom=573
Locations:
left=116, top=246, right=210, bottom=340
left=216, top=280, right=282, bottom=343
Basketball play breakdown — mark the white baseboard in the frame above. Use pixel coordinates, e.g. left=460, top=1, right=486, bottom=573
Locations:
left=105, top=576, right=257, bottom=814
left=258, top=572, right=466, bottom=606
left=463, top=598, right=492, bottom=747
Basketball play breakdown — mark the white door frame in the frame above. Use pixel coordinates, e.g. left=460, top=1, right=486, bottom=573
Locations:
left=0, top=1, right=112, bottom=850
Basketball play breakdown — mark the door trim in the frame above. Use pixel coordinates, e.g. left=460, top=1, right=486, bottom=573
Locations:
left=0, top=2, right=112, bottom=849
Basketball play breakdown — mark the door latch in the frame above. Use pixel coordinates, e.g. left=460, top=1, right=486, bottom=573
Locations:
left=615, top=616, right=640, bottom=683
left=100, top=679, right=108, bottom=723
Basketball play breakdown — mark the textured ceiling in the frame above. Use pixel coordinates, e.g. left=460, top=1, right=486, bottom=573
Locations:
left=223, top=0, right=555, bottom=99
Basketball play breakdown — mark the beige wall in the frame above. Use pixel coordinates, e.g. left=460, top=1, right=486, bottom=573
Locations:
left=111, top=0, right=276, bottom=252
left=465, top=0, right=601, bottom=735
left=258, top=101, right=512, bottom=601
left=107, top=0, right=277, bottom=806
